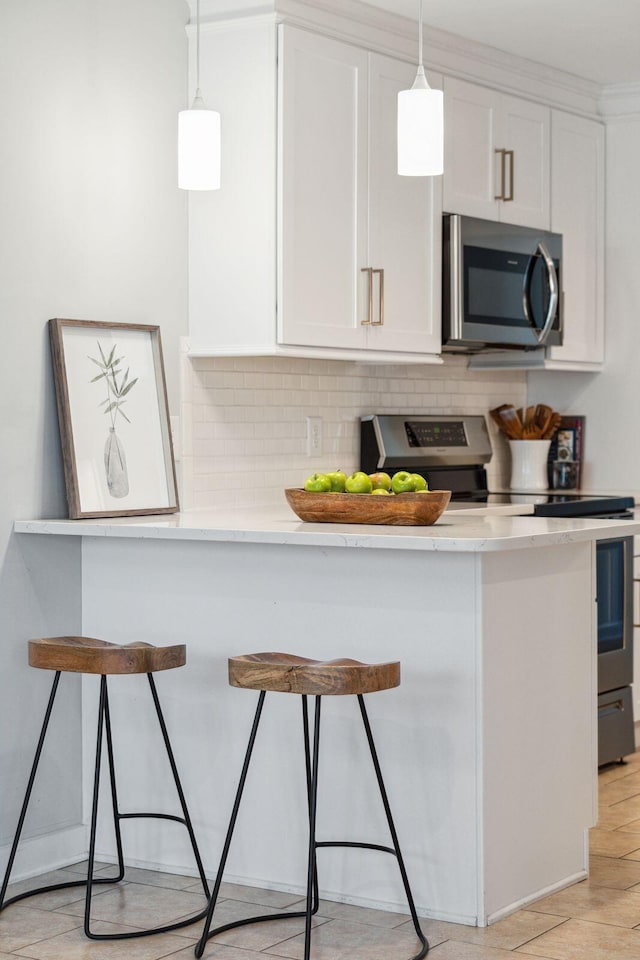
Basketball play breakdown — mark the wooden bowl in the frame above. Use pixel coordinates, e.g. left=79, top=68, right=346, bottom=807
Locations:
left=284, top=488, right=451, bottom=526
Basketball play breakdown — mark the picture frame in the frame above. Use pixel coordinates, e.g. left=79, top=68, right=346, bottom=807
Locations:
left=547, top=415, right=585, bottom=488
left=49, top=318, right=179, bottom=519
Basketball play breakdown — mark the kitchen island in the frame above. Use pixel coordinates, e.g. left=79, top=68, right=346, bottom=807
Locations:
left=15, top=507, right=640, bottom=927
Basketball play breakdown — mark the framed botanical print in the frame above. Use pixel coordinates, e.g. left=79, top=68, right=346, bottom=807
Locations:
left=49, top=318, right=179, bottom=519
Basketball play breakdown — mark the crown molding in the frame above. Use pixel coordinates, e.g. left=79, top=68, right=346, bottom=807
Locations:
left=599, top=82, right=640, bottom=122
left=187, top=0, right=603, bottom=118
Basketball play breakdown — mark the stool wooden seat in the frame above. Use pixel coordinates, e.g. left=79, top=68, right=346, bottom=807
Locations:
left=196, top=651, right=427, bottom=960
left=229, top=652, right=400, bottom=696
left=0, top=637, right=208, bottom=942
left=29, top=637, right=186, bottom=675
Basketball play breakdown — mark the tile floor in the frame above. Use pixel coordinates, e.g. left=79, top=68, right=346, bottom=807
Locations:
left=4, top=753, right=640, bottom=959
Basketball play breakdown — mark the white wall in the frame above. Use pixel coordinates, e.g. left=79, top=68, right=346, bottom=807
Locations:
left=529, top=116, right=640, bottom=491
left=0, top=0, right=188, bottom=864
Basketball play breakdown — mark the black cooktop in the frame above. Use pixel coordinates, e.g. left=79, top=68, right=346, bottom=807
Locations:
left=455, top=492, right=635, bottom=518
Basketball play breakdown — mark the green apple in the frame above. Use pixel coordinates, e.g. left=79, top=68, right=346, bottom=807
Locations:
left=304, top=473, right=332, bottom=493
left=371, top=488, right=391, bottom=495
left=409, top=473, right=428, bottom=491
left=369, top=471, right=392, bottom=492
left=325, top=469, right=347, bottom=492
left=391, top=471, right=415, bottom=494
left=345, top=471, right=373, bottom=494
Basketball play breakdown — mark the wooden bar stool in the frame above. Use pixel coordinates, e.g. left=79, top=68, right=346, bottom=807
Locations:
left=0, top=637, right=210, bottom=940
left=195, top=652, right=428, bottom=960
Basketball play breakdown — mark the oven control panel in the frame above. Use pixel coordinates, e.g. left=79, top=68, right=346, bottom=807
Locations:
left=405, top=420, right=468, bottom=448
left=360, top=414, right=492, bottom=472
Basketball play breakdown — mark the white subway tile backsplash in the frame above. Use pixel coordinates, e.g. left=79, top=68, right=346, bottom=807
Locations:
left=180, top=351, right=527, bottom=509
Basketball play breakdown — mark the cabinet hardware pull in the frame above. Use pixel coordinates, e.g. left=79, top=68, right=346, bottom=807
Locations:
left=494, top=148, right=506, bottom=200
left=361, top=267, right=373, bottom=325
left=372, top=268, right=384, bottom=325
left=598, top=700, right=625, bottom=717
left=504, top=149, right=515, bottom=201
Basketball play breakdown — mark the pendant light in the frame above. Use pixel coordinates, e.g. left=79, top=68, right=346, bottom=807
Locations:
left=178, top=0, right=220, bottom=190
left=397, top=0, right=443, bottom=177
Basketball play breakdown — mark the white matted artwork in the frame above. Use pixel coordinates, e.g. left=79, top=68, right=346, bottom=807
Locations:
left=49, top=318, right=178, bottom=518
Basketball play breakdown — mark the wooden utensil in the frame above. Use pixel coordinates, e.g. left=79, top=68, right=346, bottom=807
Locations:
left=489, top=405, right=514, bottom=434
left=534, top=403, right=554, bottom=437
left=498, top=406, right=524, bottom=439
left=541, top=412, right=562, bottom=439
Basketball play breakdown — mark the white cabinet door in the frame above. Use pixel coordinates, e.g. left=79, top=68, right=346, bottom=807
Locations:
left=443, top=78, right=550, bottom=229
left=500, top=95, right=550, bottom=229
left=278, top=27, right=369, bottom=350
left=367, top=55, right=442, bottom=355
left=546, top=111, right=605, bottom=367
left=443, top=77, right=501, bottom=220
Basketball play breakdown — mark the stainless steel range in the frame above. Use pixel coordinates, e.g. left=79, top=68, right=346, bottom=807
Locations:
left=361, top=414, right=636, bottom=766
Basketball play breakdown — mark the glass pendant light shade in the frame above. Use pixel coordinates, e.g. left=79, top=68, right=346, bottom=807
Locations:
left=178, top=97, right=221, bottom=190
left=397, top=67, right=443, bottom=176
left=178, top=0, right=220, bottom=191
left=397, top=0, right=444, bottom=177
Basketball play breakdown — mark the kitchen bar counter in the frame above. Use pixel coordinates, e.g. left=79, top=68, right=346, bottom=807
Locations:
left=14, top=503, right=640, bottom=551
left=14, top=504, right=636, bottom=929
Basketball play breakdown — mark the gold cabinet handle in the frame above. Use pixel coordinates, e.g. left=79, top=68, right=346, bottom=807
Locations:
left=372, top=268, right=384, bottom=325
left=504, top=149, right=514, bottom=201
left=494, top=148, right=506, bottom=200
left=361, top=267, right=373, bottom=325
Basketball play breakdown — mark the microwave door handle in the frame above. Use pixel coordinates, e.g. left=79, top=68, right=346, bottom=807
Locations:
left=537, top=241, right=559, bottom=345
left=522, top=241, right=559, bottom=345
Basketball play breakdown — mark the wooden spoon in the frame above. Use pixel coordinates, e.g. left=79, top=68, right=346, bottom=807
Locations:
left=489, top=405, right=518, bottom=438
left=541, top=412, right=562, bottom=439
left=533, top=404, right=553, bottom=435
left=498, top=406, right=524, bottom=439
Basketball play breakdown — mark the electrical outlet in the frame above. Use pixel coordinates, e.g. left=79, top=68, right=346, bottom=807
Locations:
left=306, top=416, right=323, bottom=457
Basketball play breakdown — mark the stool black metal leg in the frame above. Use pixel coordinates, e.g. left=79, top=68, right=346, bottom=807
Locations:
left=301, top=695, right=319, bottom=915
left=84, top=675, right=108, bottom=938
left=357, top=694, right=429, bottom=960
left=0, top=671, right=61, bottom=911
left=195, top=690, right=267, bottom=959
left=102, top=681, right=125, bottom=882
left=85, top=675, right=211, bottom=941
left=303, top=696, right=322, bottom=960
left=147, top=673, right=210, bottom=899
left=1, top=668, right=208, bottom=938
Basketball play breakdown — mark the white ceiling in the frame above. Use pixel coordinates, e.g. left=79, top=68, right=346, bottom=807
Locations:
left=364, top=0, right=640, bottom=86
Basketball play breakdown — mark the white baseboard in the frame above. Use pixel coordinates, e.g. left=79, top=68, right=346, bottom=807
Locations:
left=485, top=870, right=587, bottom=926
left=0, top=825, right=87, bottom=884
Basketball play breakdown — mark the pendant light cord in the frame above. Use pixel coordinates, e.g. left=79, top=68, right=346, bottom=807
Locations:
left=418, top=0, right=423, bottom=68
left=195, top=0, right=202, bottom=99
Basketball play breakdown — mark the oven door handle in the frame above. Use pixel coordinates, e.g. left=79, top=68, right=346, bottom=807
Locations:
left=522, top=241, right=559, bottom=345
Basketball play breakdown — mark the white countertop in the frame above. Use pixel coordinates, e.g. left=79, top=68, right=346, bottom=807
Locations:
left=14, top=504, right=640, bottom=553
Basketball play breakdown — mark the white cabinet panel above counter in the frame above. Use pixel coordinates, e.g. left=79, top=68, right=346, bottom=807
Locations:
left=189, top=20, right=443, bottom=364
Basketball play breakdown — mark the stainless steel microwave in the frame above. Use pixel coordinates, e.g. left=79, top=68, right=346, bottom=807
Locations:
left=442, top=214, right=563, bottom=352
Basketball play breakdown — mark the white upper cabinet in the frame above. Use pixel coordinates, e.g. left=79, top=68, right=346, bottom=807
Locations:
left=278, top=29, right=369, bottom=351
left=281, top=38, right=442, bottom=357
left=545, top=111, right=605, bottom=368
left=443, top=77, right=550, bottom=230
left=189, top=20, right=442, bottom=363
